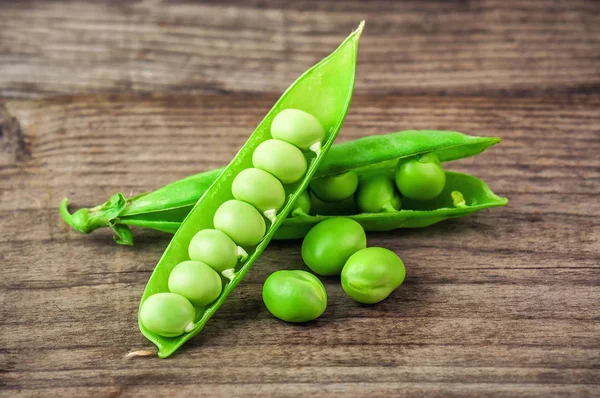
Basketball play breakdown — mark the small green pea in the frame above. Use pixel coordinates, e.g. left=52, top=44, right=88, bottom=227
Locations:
left=232, top=168, right=286, bottom=222
left=292, top=190, right=312, bottom=216
left=262, top=270, right=327, bottom=323
left=356, top=175, right=402, bottom=213
left=188, top=229, right=247, bottom=273
left=252, top=139, right=307, bottom=184
left=395, top=153, right=446, bottom=200
left=168, top=260, right=222, bottom=307
left=140, top=292, right=195, bottom=337
left=341, top=247, right=406, bottom=304
left=310, top=170, right=358, bottom=202
left=213, top=200, right=266, bottom=246
left=270, top=109, right=325, bottom=153
left=301, top=218, right=366, bottom=276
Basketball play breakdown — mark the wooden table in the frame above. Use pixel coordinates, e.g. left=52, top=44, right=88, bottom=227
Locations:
left=1, top=1, right=599, bottom=396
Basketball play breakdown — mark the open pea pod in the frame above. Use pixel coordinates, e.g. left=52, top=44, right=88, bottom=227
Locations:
left=124, top=168, right=508, bottom=240
left=274, top=171, right=508, bottom=239
left=139, top=22, right=363, bottom=358
left=60, top=130, right=502, bottom=242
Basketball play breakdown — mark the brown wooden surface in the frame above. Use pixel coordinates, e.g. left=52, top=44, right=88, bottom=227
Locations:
left=1, top=0, right=600, bottom=99
left=1, top=1, right=599, bottom=397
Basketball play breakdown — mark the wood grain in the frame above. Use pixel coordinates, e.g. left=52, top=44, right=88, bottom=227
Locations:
left=0, top=0, right=599, bottom=99
left=1, top=93, right=599, bottom=397
left=1, top=0, right=600, bottom=396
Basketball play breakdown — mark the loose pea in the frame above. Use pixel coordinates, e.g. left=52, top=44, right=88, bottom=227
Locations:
left=310, top=170, right=358, bottom=202
left=292, top=190, right=312, bottom=215
left=262, top=270, right=327, bottom=323
left=301, top=217, right=366, bottom=276
left=188, top=229, right=247, bottom=273
left=341, top=247, right=406, bottom=304
left=168, top=260, right=222, bottom=307
left=356, top=175, right=402, bottom=213
left=140, top=292, right=196, bottom=337
left=270, top=109, right=325, bottom=152
left=395, top=153, right=446, bottom=200
left=231, top=168, right=286, bottom=222
left=213, top=200, right=266, bottom=246
left=252, top=139, right=307, bottom=184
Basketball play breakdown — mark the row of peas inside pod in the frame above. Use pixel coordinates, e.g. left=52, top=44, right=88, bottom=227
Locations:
left=139, top=109, right=326, bottom=337
left=306, top=151, right=447, bottom=216
left=261, top=154, right=447, bottom=322
left=263, top=218, right=406, bottom=323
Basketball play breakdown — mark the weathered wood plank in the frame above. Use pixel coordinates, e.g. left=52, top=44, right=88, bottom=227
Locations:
left=2, top=384, right=598, bottom=398
left=3, top=366, right=600, bottom=390
left=6, top=345, right=600, bottom=373
left=0, top=0, right=599, bottom=98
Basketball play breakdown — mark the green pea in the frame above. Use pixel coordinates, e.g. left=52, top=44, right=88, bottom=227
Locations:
left=292, top=190, right=312, bottom=216
left=270, top=109, right=325, bottom=153
left=356, top=175, right=402, bottom=213
left=262, top=270, right=327, bottom=323
left=168, top=260, right=222, bottom=307
left=188, top=229, right=247, bottom=273
left=341, top=247, right=406, bottom=304
left=140, top=292, right=195, bottom=337
left=301, top=217, right=366, bottom=276
left=213, top=200, right=266, bottom=246
left=310, top=170, right=358, bottom=202
left=232, top=168, right=286, bottom=222
left=252, top=139, right=307, bottom=184
left=395, top=153, right=446, bottom=200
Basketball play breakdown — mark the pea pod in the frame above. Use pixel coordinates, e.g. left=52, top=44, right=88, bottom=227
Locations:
left=275, top=171, right=507, bottom=239
left=138, top=22, right=363, bottom=358
left=60, top=130, right=503, bottom=243
left=120, top=168, right=506, bottom=239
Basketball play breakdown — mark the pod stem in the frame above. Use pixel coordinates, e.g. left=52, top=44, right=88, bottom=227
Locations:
left=381, top=201, right=400, bottom=213
left=236, top=246, right=248, bottom=262
left=59, top=194, right=134, bottom=244
left=263, top=209, right=277, bottom=224
left=451, top=191, right=467, bottom=208
left=59, top=198, right=80, bottom=231
left=221, top=268, right=236, bottom=281
left=310, top=141, right=322, bottom=157
left=184, top=322, right=195, bottom=333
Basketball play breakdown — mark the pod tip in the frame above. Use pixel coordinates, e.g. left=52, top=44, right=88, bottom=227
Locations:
left=124, top=350, right=155, bottom=359
left=357, top=20, right=365, bottom=33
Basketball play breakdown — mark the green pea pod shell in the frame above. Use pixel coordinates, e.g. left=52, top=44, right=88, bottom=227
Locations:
left=119, top=168, right=507, bottom=239
left=60, top=130, right=503, bottom=243
left=274, top=171, right=507, bottom=239
left=139, top=22, right=363, bottom=358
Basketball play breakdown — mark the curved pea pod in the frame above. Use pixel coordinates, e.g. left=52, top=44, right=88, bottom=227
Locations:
left=274, top=171, right=507, bottom=239
left=138, top=22, right=364, bottom=358
left=121, top=170, right=507, bottom=240
left=59, top=130, right=502, bottom=243
left=316, top=129, right=502, bottom=177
